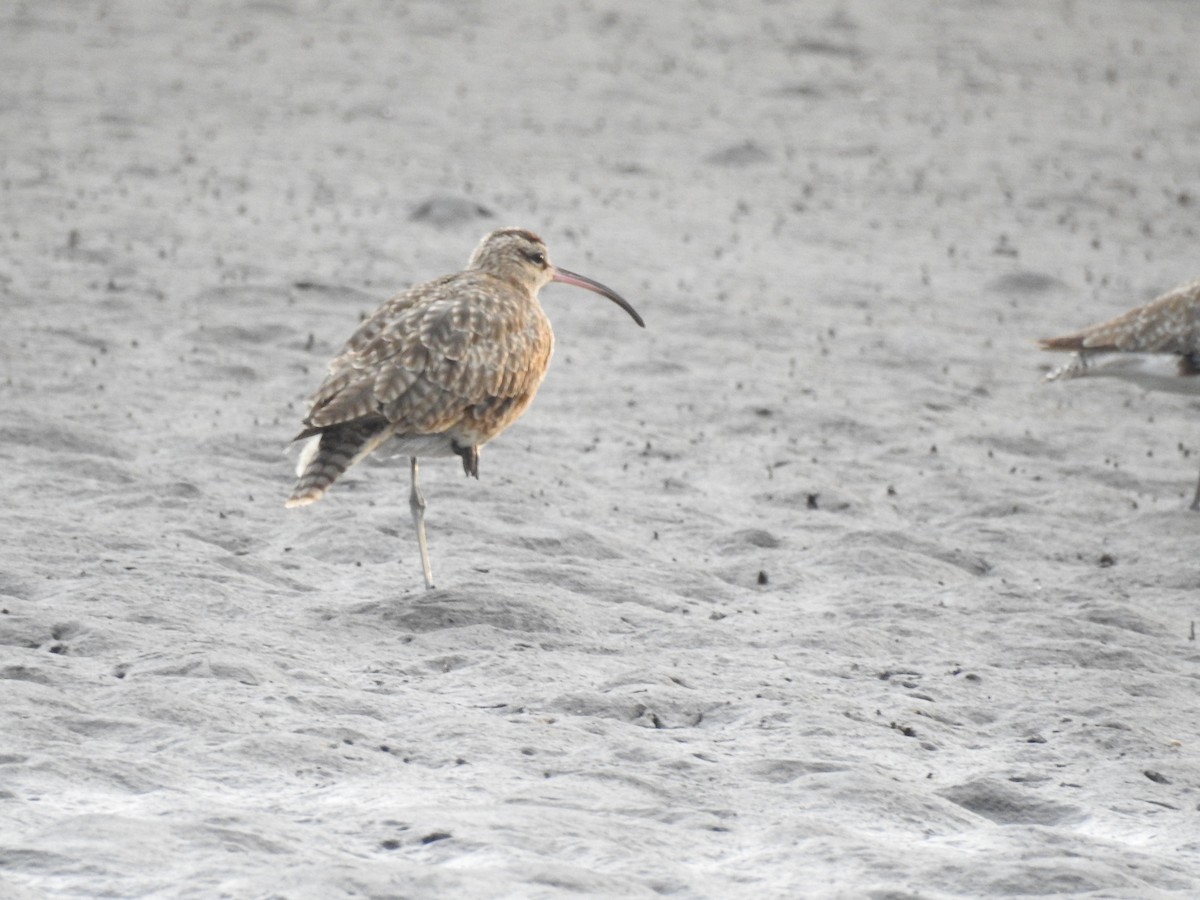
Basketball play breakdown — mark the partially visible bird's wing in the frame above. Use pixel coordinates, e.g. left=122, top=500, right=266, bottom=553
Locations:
left=299, top=272, right=552, bottom=439
left=1039, top=280, right=1200, bottom=355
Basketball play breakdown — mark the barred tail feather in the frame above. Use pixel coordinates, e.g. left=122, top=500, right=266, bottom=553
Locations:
left=285, top=420, right=393, bottom=507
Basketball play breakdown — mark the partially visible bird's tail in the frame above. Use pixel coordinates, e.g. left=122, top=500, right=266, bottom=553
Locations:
left=285, top=419, right=394, bottom=508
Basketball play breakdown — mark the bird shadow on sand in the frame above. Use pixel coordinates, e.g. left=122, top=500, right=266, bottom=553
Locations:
left=327, top=588, right=572, bottom=637
left=312, top=560, right=694, bottom=641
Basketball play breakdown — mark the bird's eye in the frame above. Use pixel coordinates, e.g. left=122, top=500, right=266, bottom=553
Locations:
left=523, top=249, right=547, bottom=266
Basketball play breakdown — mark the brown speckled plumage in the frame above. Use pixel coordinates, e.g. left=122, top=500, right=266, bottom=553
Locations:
left=286, top=227, right=644, bottom=587
left=1040, top=279, right=1200, bottom=357
left=1040, top=279, right=1200, bottom=509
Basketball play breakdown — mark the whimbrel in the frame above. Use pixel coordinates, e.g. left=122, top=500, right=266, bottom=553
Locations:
left=1040, top=279, right=1200, bottom=509
left=286, top=228, right=645, bottom=587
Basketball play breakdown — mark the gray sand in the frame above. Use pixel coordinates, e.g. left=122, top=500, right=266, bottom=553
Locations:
left=3, top=1, right=1200, bottom=897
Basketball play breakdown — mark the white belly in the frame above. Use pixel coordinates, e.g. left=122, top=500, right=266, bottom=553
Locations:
left=382, top=434, right=462, bottom=459
left=1046, top=352, right=1200, bottom=395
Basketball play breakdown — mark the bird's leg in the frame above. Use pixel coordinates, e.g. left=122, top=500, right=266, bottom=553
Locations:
left=453, top=442, right=480, bottom=478
left=1191, top=465, right=1200, bottom=512
left=409, top=457, right=435, bottom=589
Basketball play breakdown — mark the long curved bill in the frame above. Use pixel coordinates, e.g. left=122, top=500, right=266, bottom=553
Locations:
left=551, top=266, right=645, bottom=327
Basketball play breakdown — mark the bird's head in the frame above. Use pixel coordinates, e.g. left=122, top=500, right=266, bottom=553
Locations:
left=468, top=228, right=644, bottom=327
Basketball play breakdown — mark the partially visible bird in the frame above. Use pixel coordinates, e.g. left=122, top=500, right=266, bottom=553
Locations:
left=1040, top=278, right=1200, bottom=509
left=286, top=227, right=645, bottom=587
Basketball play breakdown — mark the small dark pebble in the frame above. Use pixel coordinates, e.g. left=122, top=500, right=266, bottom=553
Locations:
left=757, top=570, right=768, bottom=585
left=421, top=831, right=452, bottom=845
left=1144, top=770, right=1170, bottom=784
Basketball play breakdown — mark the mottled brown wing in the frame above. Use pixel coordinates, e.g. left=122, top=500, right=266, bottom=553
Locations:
left=336, top=274, right=457, bottom=358
left=1040, top=280, right=1200, bottom=354
left=300, top=294, right=425, bottom=431
left=302, top=272, right=552, bottom=441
